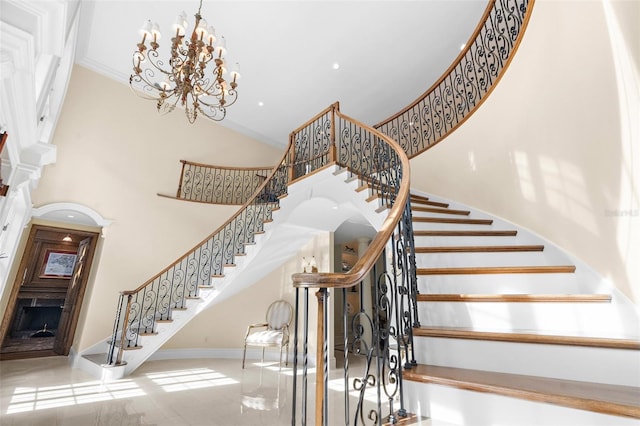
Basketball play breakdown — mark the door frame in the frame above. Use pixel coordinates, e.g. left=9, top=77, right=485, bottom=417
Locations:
left=0, top=224, right=99, bottom=359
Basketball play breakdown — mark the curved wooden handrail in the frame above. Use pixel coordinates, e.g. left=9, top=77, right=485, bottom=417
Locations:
left=178, top=159, right=274, bottom=171
left=291, top=109, right=411, bottom=290
left=375, top=0, right=534, bottom=158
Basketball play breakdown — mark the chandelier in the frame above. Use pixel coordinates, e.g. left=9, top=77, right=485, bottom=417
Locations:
left=130, top=0, right=240, bottom=123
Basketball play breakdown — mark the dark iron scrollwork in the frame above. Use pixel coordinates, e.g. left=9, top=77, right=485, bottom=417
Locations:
left=292, top=110, right=332, bottom=179
left=107, top=161, right=286, bottom=362
left=375, top=0, right=531, bottom=158
left=177, top=160, right=274, bottom=205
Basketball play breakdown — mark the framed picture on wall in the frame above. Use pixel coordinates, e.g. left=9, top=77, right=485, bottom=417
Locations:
left=40, top=249, right=77, bottom=278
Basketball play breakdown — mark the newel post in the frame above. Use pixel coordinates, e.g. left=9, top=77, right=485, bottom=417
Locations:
left=177, top=160, right=187, bottom=198
left=115, top=294, right=133, bottom=366
left=328, top=103, right=337, bottom=163
left=315, top=288, right=329, bottom=426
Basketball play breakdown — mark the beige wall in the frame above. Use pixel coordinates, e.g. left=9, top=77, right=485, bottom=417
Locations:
left=410, top=1, right=640, bottom=302
left=165, top=233, right=331, bottom=353
left=29, top=66, right=282, bottom=351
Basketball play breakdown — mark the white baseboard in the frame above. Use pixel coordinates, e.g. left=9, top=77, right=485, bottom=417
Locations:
left=148, top=347, right=317, bottom=367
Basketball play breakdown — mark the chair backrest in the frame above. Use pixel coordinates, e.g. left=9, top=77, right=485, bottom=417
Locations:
left=266, top=300, right=293, bottom=330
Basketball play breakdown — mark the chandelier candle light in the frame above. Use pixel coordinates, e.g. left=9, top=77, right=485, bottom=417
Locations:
left=130, top=0, right=240, bottom=123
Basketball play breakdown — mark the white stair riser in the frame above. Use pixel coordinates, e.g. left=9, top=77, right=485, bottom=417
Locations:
left=414, top=251, right=567, bottom=267
left=412, top=222, right=498, bottom=231
left=413, top=235, right=528, bottom=246
left=403, top=381, right=640, bottom=426
left=419, top=277, right=584, bottom=294
left=416, top=302, right=640, bottom=336
left=416, top=273, right=587, bottom=289
left=412, top=336, right=640, bottom=387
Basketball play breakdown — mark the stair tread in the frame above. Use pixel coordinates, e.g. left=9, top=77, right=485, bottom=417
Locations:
left=414, top=326, right=640, bottom=350
left=82, top=353, right=108, bottom=364
left=415, top=230, right=517, bottom=237
left=415, top=245, right=544, bottom=253
left=414, top=217, right=492, bottom=225
left=403, top=364, right=640, bottom=418
left=417, top=294, right=609, bottom=302
left=411, top=199, right=450, bottom=208
left=417, top=265, right=576, bottom=275
left=410, top=195, right=449, bottom=208
left=412, top=206, right=470, bottom=215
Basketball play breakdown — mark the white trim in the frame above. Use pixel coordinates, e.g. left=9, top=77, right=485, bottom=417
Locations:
left=148, top=347, right=315, bottom=367
left=32, top=202, right=113, bottom=228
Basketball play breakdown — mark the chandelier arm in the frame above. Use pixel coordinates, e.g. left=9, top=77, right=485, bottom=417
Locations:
left=157, top=91, right=181, bottom=116
left=144, top=49, right=177, bottom=78
left=130, top=73, right=170, bottom=101
left=195, top=101, right=227, bottom=122
left=197, top=89, right=238, bottom=109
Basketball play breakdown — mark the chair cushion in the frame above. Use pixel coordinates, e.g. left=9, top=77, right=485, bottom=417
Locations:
left=245, top=330, right=284, bottom=345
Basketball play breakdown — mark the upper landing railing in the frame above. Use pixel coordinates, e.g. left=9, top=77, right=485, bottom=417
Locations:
left=168, top=161, right=274, bottom=205
left=375, top=0, right=533, bottom=158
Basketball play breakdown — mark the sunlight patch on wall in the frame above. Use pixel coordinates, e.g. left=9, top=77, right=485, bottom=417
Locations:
left=538, top=155, right=598, bottom=235
left=467, top=151, right=477, bottom=172
left=513, top=151, right=536, bottom=202
left=603, top=0, right=640, bottom=301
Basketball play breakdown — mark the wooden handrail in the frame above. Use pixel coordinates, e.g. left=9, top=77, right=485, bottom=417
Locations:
left=374, top=0, right=535, bottom=158
left=374, top=0, right=497, bottom=128
left=179, top=159, right=275, bottom=171
left=291, top=110, right=411, bottom=290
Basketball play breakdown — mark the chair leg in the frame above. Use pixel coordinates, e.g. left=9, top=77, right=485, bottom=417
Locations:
left=285, top=343, right=289, bottom=367
left=242, top=344, right=247, bottom=369
left=261, top=347, right=265, bottom=364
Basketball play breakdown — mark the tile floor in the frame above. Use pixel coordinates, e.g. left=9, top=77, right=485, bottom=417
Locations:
left=0, top=355, right=424, bottom=425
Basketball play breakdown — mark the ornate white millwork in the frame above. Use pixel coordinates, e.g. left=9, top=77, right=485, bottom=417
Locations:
left=0, top=0, right=82, bottom=295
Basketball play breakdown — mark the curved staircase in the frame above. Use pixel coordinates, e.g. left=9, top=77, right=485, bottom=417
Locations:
left=402, top=192, right=640, bottom=424
left=73, top=163, right=390, bottom=380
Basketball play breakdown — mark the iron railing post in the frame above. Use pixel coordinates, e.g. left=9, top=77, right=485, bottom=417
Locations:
left=177, top=160, right=187, bottom=198
left=315, top=288, right=329, bottom=426
left=115, top=293, right=133, bottom=366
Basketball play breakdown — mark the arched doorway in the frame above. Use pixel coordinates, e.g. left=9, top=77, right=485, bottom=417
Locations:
left=0, top=203, right=111, bottom=359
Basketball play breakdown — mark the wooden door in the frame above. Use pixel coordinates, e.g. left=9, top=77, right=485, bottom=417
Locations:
left=0, top=225, right=98, bottom=359
left=53, top=237, right=90, bottom=355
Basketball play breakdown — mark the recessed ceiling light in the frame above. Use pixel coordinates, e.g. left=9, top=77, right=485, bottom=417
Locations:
left=258, top=101, right=264, bottom=107
left=460, top=43, right=466, bottom=51
left=332, top=62, right=340, bottom=70
left=67, top=214, right=75, bottom=218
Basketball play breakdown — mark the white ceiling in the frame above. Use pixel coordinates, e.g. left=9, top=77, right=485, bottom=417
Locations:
left=75, top=0, right=489, bottom=147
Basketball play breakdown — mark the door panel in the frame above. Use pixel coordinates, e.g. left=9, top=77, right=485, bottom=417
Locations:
left=54, top=237, right=90, bottom=354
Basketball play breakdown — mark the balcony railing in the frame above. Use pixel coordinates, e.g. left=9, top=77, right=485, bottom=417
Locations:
left=375, top=0, right=533, bottom=158
left=171, top=160, right=274, bottom=205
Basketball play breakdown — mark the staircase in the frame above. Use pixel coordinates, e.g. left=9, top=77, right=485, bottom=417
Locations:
left=73, top=164, right=389, bottom=380
left=402, top=192, right=640, bottom=424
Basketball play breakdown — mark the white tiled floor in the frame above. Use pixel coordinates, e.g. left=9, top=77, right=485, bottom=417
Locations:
left=0, top=356, right=422, bottom=425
